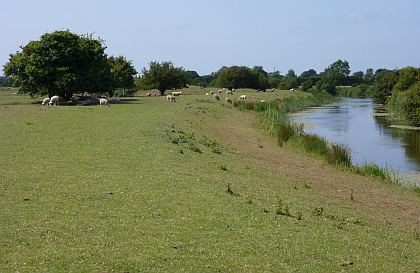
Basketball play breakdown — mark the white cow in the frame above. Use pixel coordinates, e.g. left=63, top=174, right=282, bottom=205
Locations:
left=239, top=95, right=247, bottom=100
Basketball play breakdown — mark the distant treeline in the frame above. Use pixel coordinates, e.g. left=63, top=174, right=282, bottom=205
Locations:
left=0, top=76, right=13, bottom=87
left=170, top=60, right=376, bottom=95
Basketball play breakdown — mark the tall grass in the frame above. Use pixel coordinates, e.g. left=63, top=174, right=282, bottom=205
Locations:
left=336, top=85, right=372, bottom=98
left=353, top=163, right=397, bottom=183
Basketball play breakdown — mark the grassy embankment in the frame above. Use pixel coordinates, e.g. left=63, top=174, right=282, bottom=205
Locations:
left=0, top=87, right=419, bottom=272
left=234, top=92, right=402, bottom=185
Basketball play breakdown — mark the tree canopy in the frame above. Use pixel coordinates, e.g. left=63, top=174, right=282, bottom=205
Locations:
left=140, top=61, right=186, bottom=95
left=3, top=30, right=136, bottom=99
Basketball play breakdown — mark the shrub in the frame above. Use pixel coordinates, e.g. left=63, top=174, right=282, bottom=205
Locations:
left=403, top=82, right=420, bottom=126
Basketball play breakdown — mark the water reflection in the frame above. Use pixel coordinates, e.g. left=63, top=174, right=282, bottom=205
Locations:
left=291, top=98, right=420, bottom=173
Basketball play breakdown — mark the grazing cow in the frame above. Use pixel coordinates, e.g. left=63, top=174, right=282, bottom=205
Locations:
left=239, top=95, right=247, bottom=100
left=213, top=94, right=220, bottom=101
left=225, top=97, right=233, bottom=104
left=172, top=91, right=182, bottom=96
left=289, top=88, right=294, bottom=92
left=145, top=93, right=153, bottom=97
left=205, top=93, right=209, bottom=96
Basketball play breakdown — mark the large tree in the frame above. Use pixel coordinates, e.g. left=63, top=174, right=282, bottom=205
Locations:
left=108, top=56, right=137, bottom=96
left=316, top=59, right=350, bottom=95
left=3, top=30, right=110, bottom=99
left=140, top=61, right=186, bottom=95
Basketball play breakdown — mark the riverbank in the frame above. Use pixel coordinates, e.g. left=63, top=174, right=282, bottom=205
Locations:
left=289, top=98, right=420, bottom=188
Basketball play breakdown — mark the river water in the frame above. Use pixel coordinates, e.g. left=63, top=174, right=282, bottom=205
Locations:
left=290, top=98, right=420, bottom=186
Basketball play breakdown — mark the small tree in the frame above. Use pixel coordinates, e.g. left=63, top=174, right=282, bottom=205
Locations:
left=141, top=61, right=186, bottom=95
left=108, top=56, right=137, bottom=96
left=215, top=66, right=258, bottom=90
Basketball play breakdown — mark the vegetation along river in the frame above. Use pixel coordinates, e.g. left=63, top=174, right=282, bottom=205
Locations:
left=291, top=98, right=420, bottom=187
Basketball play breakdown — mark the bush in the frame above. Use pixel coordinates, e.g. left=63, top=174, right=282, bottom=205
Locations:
left=403, top=82, right=420, bottom=126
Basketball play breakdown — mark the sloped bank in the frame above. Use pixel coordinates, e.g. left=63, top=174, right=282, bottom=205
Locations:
left=234, top=92, right=417, bottom=190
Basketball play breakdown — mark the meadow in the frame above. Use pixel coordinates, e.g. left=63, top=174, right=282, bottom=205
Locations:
left=0, top=87, right=419, bottom=272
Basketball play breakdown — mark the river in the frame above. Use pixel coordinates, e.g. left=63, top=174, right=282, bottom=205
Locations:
left=290, top=98, right=420, bottom=187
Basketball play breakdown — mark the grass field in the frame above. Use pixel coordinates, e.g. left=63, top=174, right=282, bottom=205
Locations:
left=0, top=87, right=419, bottom=272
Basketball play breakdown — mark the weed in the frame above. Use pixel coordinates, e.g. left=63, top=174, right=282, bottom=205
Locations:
left=353, top=163, right=395, bottom=183
left=313, top=207, right=324, bottom=216
left=296, top=211, right=303, bottom=220
left=304, top=182, right=311, bottom=189
left=350, top=188, right=355, bottom=202
left=276, top=198, right=292, bottom=216
left=277, top=123, right=296, bottom=146
left=188, top=143, right=202, bottom=153
left=219, top=165, right=227, bottom=171
left=226, top=183, right=239, bottom=196
left=178, top=148, right=184, bottom=154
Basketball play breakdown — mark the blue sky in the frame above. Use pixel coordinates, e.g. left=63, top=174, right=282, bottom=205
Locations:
left=1, top=0, right=419, bottom=75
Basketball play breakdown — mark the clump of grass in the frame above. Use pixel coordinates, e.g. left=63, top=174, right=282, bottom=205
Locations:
left=188, top=143, right=202, bottom=153
left=277, top=123, right=296, bottom=146
left=296, top=211, right=303, bottom=220
left=178, top=148, right=184, bottom=154
left=301, top=133, right=329, bottom=155
left=313, top=207, right=324, bottom=216
left=234, top=100, right=256, bottom=111
left=276, top=198, right=291, bottom=216
left=226, top=183, right=239, bottom=196
left=201, top=136, right=223, bottom=154
left=219, top=164, right=227, bottom=171
left=353, top=163, right=395, bottom=182
left=350, top=188, right=355, bottom=202
left=326, top=143, right=351, bottom=166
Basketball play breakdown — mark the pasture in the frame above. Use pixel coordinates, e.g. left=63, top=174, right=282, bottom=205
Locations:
left=0, top=87, right=419, bottom=272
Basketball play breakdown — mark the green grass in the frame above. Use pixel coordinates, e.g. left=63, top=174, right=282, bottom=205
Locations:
left=353, top=163, right=397, bottom=183
left=0, top=88, right=419, bottom=272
